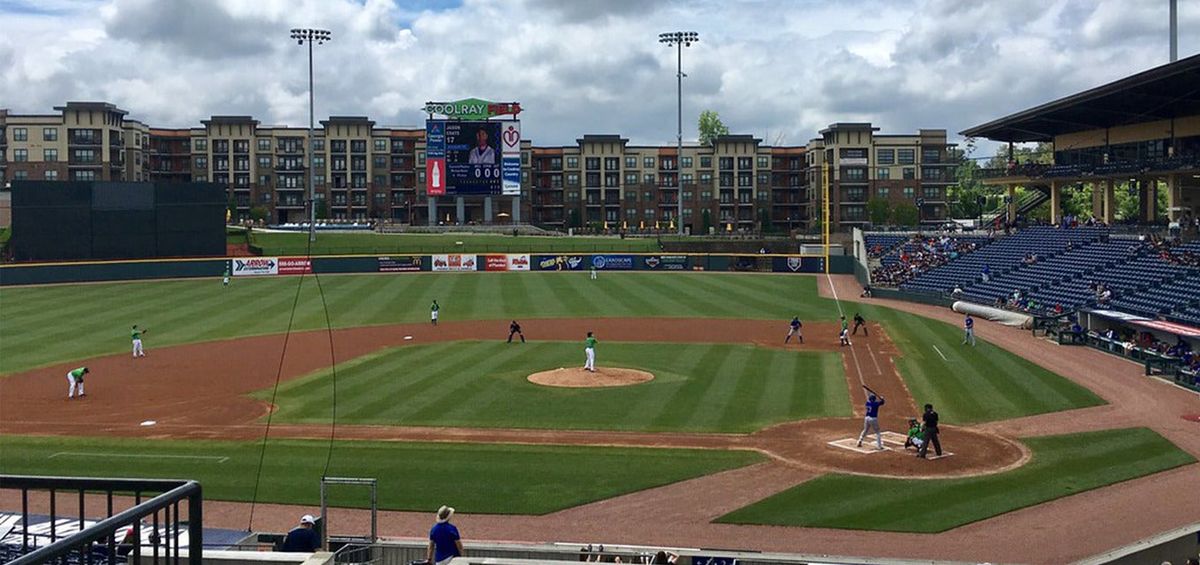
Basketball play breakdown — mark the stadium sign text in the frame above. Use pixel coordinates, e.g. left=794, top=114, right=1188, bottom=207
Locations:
left=423, top=98, right=521, bottom=120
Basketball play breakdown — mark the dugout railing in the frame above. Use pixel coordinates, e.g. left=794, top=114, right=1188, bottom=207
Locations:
left=0, top=475, right=203, bottom=565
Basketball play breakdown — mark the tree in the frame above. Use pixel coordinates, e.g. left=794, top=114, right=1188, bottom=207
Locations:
left=249, top=205, right=270, bottom=223
left=697, top=110, right=730, bottom=147
left=867, top=198, right=891, bottom=225
left=891, top=202, right=920, bottom=226
left=701, top=209, right=712, bottom=234
left=315, top=199, right=328, bottom=220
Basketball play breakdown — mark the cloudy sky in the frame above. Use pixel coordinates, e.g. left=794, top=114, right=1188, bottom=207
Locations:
left=0, top=0, right=1196, bottom=153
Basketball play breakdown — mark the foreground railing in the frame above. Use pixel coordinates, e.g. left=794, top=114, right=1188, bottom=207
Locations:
left=0, top=475, right=202, bottom=565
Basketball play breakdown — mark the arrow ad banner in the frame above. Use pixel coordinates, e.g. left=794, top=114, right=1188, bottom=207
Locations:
left=233, top=257, right=279, bottom=276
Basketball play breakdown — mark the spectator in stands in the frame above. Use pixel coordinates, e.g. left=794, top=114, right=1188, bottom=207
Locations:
left=427, top=505, right=464, bottom=565
left=652, top=551, right=679, bottom=564
left=981, top=265, right=991, bottom=282
left=1098, top=287, right=1113, bottom=305
left=860, top=284, right=873, bottom=298
left=952, top=284, right=964, bottom=298
left=281, top=514, right=321, bottom=553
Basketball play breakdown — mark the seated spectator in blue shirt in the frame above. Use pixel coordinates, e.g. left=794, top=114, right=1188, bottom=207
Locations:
left=427, top=505, right=464, bottom=565
left=280, top=514, right=320, bottom=553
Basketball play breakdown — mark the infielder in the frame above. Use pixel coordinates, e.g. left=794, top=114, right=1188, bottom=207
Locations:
left=66, top=366, right=89, bottom=399
left=508, top=320, right=526, bottom=343
left=839, top=315, right=851, bottom=346
left=583, top=331, right=597, bottom=372
left=131, top=325, right=148, bottom=358
left=784, top=316, right=803, bottom=344
left=590, top=265, right=597, bottom=280
left=856, top=387, right=885, bottom=450
left=962, top=314, right=976, bottom=346
left=431, top=300, right=440, bottom=326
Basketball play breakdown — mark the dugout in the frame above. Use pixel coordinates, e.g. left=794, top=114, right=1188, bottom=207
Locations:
left=9, top=181, right=226, bottom=261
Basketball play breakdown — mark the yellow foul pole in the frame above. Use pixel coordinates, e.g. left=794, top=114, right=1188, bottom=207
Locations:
left=823, top=161, right=830, bottom=274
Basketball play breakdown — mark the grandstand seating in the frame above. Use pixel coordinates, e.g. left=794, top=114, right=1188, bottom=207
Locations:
left=864, top=234, right=909, bottom=259
left=961, top=240, right=1139, bottom=307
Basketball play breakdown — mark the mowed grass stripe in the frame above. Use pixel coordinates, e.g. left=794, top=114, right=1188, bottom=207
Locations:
left=0, top=434, right=760, bottom=515
left=717, top=427, right=1195, bottom=533
left=265, top=341, right=845, bottom=432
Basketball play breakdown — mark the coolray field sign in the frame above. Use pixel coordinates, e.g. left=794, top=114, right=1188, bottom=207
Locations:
left=233, top=257, right=277, bottom=276
left=423, top=99, right=522, bottom=121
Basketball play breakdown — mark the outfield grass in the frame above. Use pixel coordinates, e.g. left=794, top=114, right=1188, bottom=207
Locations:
left=0, top=435, right=761, bottom=514
left=250, top=231, right=663, bottom=255
left=0, top=273, right=833, bottom=374
left=717, top=427, right=1194, bottom=532
left=850, top=304, right=1105, bottom=424
left=263, top=341, right=850, bottom=432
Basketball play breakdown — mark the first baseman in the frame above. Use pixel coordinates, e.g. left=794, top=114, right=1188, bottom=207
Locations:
left=131, top=324, right=148, bottom=358
left=66, top=366, right=89, bottom=399
left=583, top=331, right=597, bottom=372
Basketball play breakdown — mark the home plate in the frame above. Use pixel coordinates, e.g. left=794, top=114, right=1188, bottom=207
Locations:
left=140, top=420, right=157, bottom=427
left=827, top=438, right=889, bottom=453
left=404, top=336, right=413, bottom=340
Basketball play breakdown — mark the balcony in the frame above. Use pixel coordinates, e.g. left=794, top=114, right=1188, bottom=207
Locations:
left=276, top=164, right=306, bottom=172
left=69, top=136, right=101, bottom=146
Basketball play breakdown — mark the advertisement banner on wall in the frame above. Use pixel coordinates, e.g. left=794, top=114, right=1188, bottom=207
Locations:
left=642, top=255, right=690, bottom=270
left=771, top=256, right=824, bottom=273
left=535, top=255, right=586, bottom=271
left=507, top=254, right=531, bottom=271
left=591, top=255, right=634, bottom=270
left=484, top=255, right=508, bottom=271
left=500, top=121, right=522, bottom=196
left=278, top=257, right=312, bottom=275
left=432, top=254, right=478, bottom=272
left=233, top=257, right=278, bottom=276
left=377, top=256, right=423, bottom=272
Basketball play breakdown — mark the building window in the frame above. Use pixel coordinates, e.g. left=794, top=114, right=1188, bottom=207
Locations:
left=921, top=166, right=943, bottom=181
left=843, top=168, right=867, bottom=181
left=643, top=173, right=656, bottom=185
left=719, top=172, right=733, bottom=187
left=194, top=139, right=207, bottom=151
left=757, top=156, right=769, bottom=169
left=12, top=127, right=27, bottom=141
left=605, top=172, right=619, bottom=187
left=626, top=208, right=637, bottom=218
left=375, top=174, right=387, bottom=187
left=195, top=156, right=207, bottom=169
left=585, top=157, right=600, bottom=171
left=923, top=186, right=941, bottom=199
left=43, top=148, right=58, bottom=162
left=312, top=138, right=325, bottom=151
left=903, top=167, right=915, bottom=180
left=682, top=190, right=693, bottom=202
left=14, top=170, right=28, bottom=181
left=566, top=191, right=580, bottom=202
left=374, top=139, right=388, bottom=152
left=719, top=157, right=734, bottom=170
left=681, top=173, right=693, bottom=184
left=44, top=170, right=58, bottom=180
left=757, top=172, right=769, bottom=186
left=233, top=140, right=249, bottom=154
left=257, top=156, right=271, bottom=169
left=737, top=157, right=752, bottom=170
left=699, top=172, right=713, bottom=185
left=643, top=156, right=656, bottom=169
left=681, top=156, right=693, bottom=169
left=921, top=148, right=941, bottom=163
left=700, top=156, right=712, bottom=168
left=625, top=190, right=638, bottom=202
left=903, top=186, right=915, bottom=198
left=417, top=152, right=425, bottom=165
left=898, top=148, right=915, bottom=165
left=258, top=174, right=272, bottom=188
left=625, top=172, right=638, bottom=185
left=373, top=155, right=387, bottom=169
left=566, top=156, right=579, bottom=169
left=876, top=167, right=890, bottom=180
left=876, top=149, right=895, bottom=165
left=13, top=149, right=28, bottom=162
left=195, top=174, right=207, bottom=182
left=585, top=172, right=600, bottom=187
left=351, top=140, right=367, bottom=153
left=567, top=173, right=580, bottom=186
left=43, top=128, right=58, bottom=141
left=604, top=157, right=620, bottom=170
left=71, top=170, right=96, bottom=181
left=876, top=186, right=890, bottom=198
left=257, top=139, right=271, bottom=151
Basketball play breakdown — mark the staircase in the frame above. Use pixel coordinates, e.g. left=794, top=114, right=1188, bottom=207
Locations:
left=980, top=186, right=1051, bottom=226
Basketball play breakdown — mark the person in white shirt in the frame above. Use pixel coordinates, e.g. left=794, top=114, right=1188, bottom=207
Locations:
left=468, top=128, right=495, bottom=165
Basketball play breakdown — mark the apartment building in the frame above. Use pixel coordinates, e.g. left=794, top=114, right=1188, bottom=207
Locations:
left=0, top=102, right=150, bottom=186
left=807, top=123, right=956, bottom=229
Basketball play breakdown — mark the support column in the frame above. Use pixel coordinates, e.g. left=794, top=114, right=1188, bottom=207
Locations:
left=1166, top=174, right=1181, bottom=222
left=1049, top=181, right=1062, bottom=225
left=1006, top=185, right=1017, bottom=225
left=512, top=196, right=521, bottom=224
left=455, top=196, right=465, bottom=225
left=1103, top=180, right=1115, bottom=224
left=1091, top=182, right=1103, bottom=220
left=484, top=196, right=493, bottom=224
left=427, top=196, right=437, bottom=226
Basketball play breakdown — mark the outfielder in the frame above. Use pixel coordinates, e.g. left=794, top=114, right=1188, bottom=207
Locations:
left=223, top=264, right=231, bottom=287
left=583, top=331, right=597, bottom=372
left=590, top=265, right=597, bottom=280
left=131, top=324, right=148, bottom=358
left=962, top=314, right=976, bottom=346
left=856, top=387, right=885, bottom=450
left=431, top=300, right=440, bottom=326
left=66, top=366, right=89, bottom=399
left=784, top=316, right=803, bottom=344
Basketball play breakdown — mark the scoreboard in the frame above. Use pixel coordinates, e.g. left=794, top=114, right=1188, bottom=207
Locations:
left=426, top=120, right=521, bottom=196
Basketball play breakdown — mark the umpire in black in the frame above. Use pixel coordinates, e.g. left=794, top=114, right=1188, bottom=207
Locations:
left=917, top=403, right=942, bottom=458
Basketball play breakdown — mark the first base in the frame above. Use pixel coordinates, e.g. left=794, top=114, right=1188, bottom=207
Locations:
left=140, top=420, right=157, bottom=427
left=404, top=336, right=413, bottom=340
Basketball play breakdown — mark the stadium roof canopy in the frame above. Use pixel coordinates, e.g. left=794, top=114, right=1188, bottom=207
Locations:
left=961, top=53, right=1200, bottom=143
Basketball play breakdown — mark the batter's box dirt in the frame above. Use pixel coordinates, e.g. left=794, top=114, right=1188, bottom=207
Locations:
left=827, top=438, right=890, bottom=453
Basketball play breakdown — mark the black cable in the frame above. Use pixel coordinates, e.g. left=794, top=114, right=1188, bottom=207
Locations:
left=310, top=268, right=338, bottom=478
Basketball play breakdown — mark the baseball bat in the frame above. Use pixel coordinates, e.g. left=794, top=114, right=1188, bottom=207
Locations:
left=862, top=384, right=878, bottom=397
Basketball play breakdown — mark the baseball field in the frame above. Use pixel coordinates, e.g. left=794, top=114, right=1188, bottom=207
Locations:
left=0, top=270, right=1196, bottom=560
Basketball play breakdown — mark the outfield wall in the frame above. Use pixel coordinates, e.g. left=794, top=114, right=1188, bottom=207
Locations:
left=0, top=253, right=854, bottom=286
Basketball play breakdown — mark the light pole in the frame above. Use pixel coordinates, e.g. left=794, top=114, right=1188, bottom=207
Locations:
left=291, top=27, right=331, bottom=243
left=659, top=31, right=698, bottom=236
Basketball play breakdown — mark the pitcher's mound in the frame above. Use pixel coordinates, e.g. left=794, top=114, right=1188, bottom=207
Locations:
left=528, top=367, right=654, bottom=388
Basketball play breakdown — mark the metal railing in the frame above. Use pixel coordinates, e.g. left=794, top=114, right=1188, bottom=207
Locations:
left=0, top=475, right=203, bottom=565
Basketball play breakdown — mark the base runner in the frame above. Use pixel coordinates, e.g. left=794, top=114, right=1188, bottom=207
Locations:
left=66, top=366, right=89, bottom=399
left=784, top=316, right=803, bottom=344
left=583, top=331, right=597, bottom=372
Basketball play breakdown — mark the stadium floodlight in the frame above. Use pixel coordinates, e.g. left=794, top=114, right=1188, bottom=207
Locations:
left=290, top=28, right=332, bottom=242
left=659, top=31, right=699, bottom=236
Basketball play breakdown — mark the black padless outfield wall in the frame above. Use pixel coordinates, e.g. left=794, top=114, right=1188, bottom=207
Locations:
left=0, top=253, right=853, bottom=286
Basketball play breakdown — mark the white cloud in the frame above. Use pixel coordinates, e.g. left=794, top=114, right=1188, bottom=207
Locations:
left=0, top=0, right=1196, bottom=153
